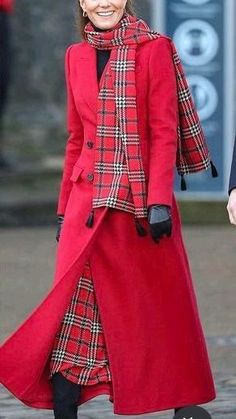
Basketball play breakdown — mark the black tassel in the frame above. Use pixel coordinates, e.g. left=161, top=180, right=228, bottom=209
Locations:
left=85, top=209, right=94, bottom=228
left=135, top=218, right=147, bottom=237
left=180, top=174, right=187, bottom=191
left=210, top=160, right=218, bottom=178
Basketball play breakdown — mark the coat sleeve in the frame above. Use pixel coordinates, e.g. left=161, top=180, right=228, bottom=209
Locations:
left=228, top=134, right=236, bottom=195
left=147, top=37, right=178, bottom=208
left=56, top=45, right=84, bottom=215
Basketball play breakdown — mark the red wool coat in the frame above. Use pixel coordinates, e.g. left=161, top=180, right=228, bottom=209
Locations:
left=0, top=37, right=216, bottom=415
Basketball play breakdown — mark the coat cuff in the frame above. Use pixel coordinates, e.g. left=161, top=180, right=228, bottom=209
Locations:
left=147, top=189, right=173, bottom=209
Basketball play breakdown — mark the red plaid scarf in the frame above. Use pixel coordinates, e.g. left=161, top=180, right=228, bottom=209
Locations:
left=84, top=12, right=213, bottom=222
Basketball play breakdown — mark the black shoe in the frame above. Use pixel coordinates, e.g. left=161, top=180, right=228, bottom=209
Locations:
left=52, top=372, right=82, bottom=419
left=173, top=406, right=183, bottom=418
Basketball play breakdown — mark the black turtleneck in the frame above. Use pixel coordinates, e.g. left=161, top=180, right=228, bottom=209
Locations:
left=92, top=24, right=111, bottom=81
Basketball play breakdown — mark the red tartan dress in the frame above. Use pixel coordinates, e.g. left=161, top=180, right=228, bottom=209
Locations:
left=49, top=259, right=112, bottom=385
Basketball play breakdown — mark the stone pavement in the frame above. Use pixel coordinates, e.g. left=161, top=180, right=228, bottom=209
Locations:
left=0, top=226, right=236, bottom=418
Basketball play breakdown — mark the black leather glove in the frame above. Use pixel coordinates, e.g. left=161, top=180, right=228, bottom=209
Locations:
left=56, top=215, right=64, bottom=242
left=147, top=204, right=172, bottom=243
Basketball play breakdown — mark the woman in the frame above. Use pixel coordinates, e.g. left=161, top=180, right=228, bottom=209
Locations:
left=0, top=1, right=216, bottom=418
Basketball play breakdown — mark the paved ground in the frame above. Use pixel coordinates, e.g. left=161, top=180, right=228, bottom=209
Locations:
left=0, top=226, right=236, bottom=418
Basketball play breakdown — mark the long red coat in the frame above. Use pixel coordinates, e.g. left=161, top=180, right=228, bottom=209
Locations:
left=0, top=37, right=216, bottom=415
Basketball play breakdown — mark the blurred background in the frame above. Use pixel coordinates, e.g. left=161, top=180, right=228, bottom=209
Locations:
left=0, top=1, right=236, bottom=418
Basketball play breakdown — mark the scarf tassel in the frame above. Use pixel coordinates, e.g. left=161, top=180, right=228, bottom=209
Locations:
left=134, top=218, right=147, bottom=237
left=180, top=174, right=187, bottom=191
left=85, top=209, right=94, bottom=228
left=210, top=160, right=218, bottom=178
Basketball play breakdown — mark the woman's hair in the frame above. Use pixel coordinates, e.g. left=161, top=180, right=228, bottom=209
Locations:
left=76, top=1, right=136, bottom=39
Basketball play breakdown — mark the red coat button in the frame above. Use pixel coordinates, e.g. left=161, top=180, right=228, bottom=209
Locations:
left=86, top=141, right=94, bottom=149
left=87, top=173, right=94, bottom=182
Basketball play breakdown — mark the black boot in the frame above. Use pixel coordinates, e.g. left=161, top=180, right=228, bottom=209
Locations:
left=51, top=372, right=82, bottom=419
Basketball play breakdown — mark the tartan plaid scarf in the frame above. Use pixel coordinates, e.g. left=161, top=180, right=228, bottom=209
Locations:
left=84, top=12, right=214, bottom=224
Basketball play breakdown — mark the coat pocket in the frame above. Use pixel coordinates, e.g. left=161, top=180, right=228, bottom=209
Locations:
left=70, top=165, right=84, bottom=182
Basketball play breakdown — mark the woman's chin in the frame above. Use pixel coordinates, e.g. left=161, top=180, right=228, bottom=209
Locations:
left=92, top=13, right=123, bottom=30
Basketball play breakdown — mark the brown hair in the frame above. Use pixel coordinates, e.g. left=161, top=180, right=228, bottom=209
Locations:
left=76, top=1, right=136, bottom=39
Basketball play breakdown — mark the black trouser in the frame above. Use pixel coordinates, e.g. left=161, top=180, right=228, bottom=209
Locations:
left=51, top=372, right=82, bottom=419
left=0, top=10, right=11, bottom=144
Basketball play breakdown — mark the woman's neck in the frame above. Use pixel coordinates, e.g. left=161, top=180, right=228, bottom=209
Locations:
left=92, top=24, right=110, bottom=32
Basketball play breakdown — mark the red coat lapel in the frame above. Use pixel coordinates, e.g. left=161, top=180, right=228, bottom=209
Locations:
left=76, top=43, right=110, bottom=116
left=78, top=44, right=98, bottom=115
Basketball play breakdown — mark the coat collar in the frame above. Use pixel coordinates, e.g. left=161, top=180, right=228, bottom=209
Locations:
left=78, top=42, right=111, bottom=115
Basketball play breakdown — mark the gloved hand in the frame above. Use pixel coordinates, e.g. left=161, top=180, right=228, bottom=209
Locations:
left=147, top=204, right=172, bottom=243
left=56, top=215, right=64, bottom=243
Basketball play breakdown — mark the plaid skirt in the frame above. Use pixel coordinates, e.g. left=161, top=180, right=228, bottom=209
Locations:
left=48, top=260, right=112, bottom=385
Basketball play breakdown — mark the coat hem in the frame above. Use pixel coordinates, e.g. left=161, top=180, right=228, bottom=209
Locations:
left=3, top=384, right=216, bottom=415
left=112, top=390, right=216, bottom=415
left=0, top=382, right=112, bottom=410
left=0, top=371, right=216, bottom=414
